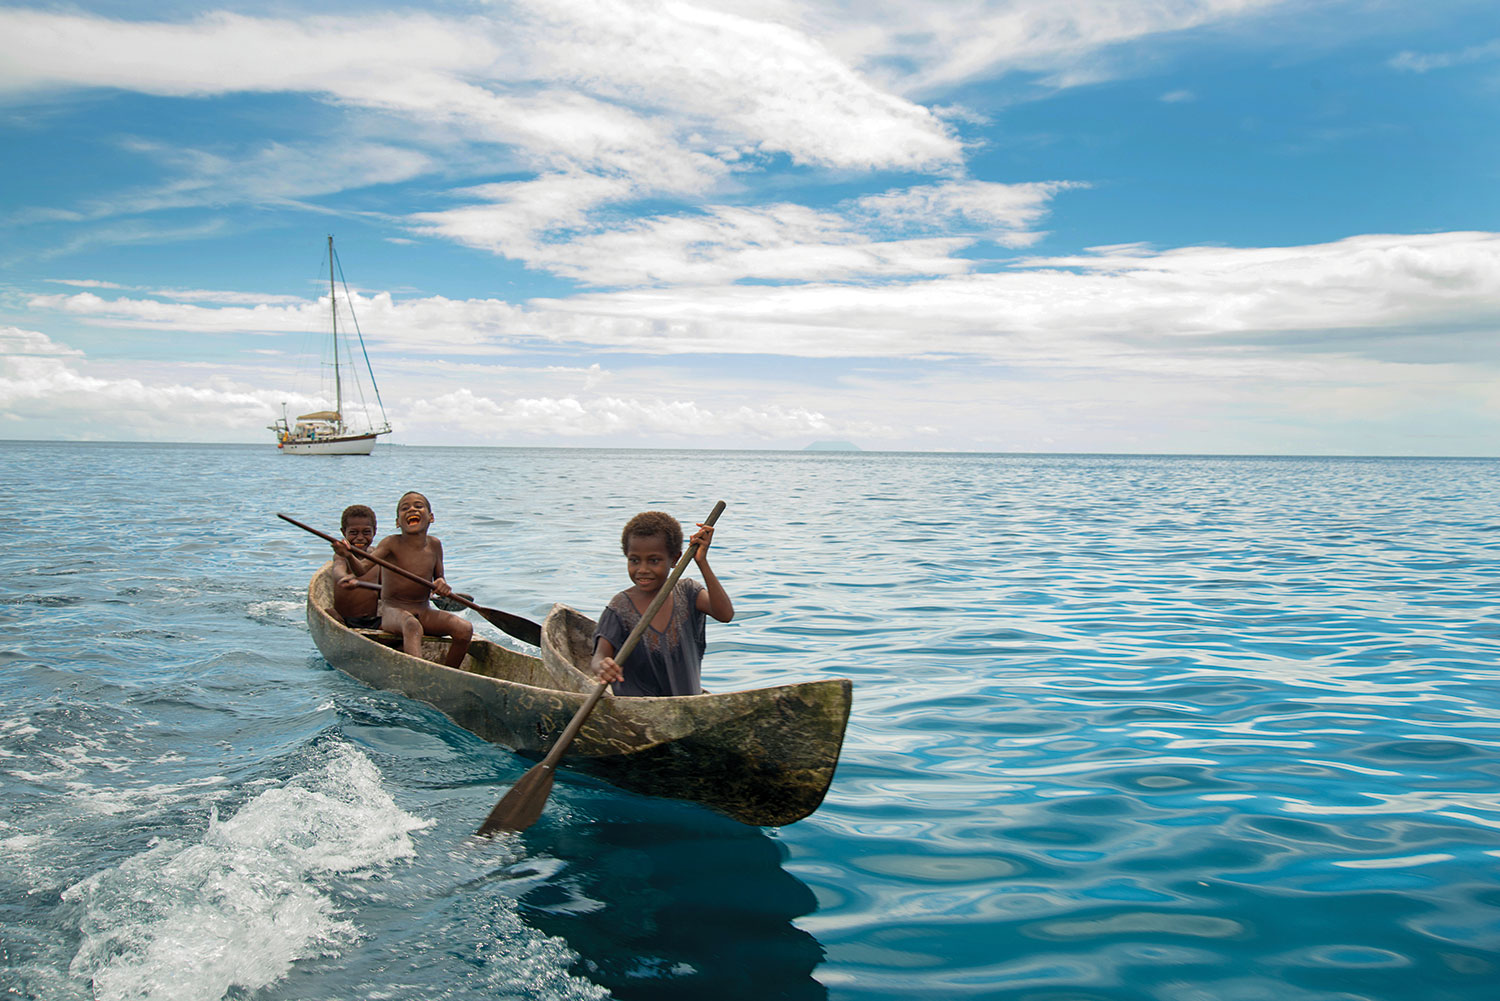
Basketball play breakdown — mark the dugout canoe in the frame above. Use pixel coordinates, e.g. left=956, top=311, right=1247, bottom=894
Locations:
left=305, top=565, right=852, bottom=826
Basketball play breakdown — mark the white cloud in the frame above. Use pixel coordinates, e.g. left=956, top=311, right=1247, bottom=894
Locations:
left=1011, top=232, right=1500, bottom=345
left=26, top=292, right=321, bottom=334
left=852, top=180, right=1081, bottom=243
left=411, top=172, right=644, bottom=260
left=456, top=202, right=975, bottom=286
left=417, top=179, right=1078, bottom=285
left=1389, top=38, right=1500, bottom=73
left=142, top=289, right=311, bottom=306
left=84, top=139, right=435, bottom=218
left=18, top=138, right=431, bottom=224
left=9, top=329, right=1490, bottom=453
left=407, top=387, right=846, bottom=442
left=0, top=3, right=981, bottom=274
left=0, top=326, right=84, bottom=357
left=42, top=282, right=311, bottom=305
left=0, top=352, right=280, bottom=439
left=0, top=3, right=959, bottom=186
left=516, top=0, right=961, bottom=171
left=0, top=9, right=502, bottom=99
left=23, top=290, right=533, bottom=354
left=44, top=279, right=130, bottom=290
left=15, top=218, right=235, bottom=263
left=523, top=230, right=1500, bottom=365
left=26, top=232, right=1500, bottom=368
left=3, top=1, right=1279, bottom=290
left=0, top=334, right=881, bottom=447
left=797, top=0, right=1290, bottom=95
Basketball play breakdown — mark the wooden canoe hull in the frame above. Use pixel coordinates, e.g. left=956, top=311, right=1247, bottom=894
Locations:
left=305, top=567, right=851, bottom=825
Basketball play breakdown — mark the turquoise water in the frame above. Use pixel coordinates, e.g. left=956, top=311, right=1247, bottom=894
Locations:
left=2, top=442, right=1498, bottom=1000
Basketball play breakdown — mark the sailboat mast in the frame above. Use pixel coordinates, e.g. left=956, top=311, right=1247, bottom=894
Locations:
left=329, top=235, right=342, bottom=422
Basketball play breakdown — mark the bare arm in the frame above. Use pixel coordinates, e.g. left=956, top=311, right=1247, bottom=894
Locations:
left=592, top=637, right=622, bottom=684
left=332, top=541, right=372, bottom=577
left=368, top=537, right=396, bottom=564
left=430, top=538, right=452, bottom=597
left=690, top=523, right=734, bottom=623
left=332, top=553, right=361, bottom=590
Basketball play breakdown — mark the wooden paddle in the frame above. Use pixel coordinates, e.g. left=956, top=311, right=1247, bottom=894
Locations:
left=277, top=512, right=542, bottom=646
left=476, top=500, right=727, bottom=836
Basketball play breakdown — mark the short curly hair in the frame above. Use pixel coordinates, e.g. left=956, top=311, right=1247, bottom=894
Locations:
left=341, top=504, right=376, bottom=531
left=395, top=491, right=430, bottom=518
left=621, top=511, right=682, bottom=557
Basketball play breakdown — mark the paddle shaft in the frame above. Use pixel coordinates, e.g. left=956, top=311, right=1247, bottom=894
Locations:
left=538, top=499, right=726, bottom=769
left=280, top=512, right=543, bottom=646
left=277, top=512, right=483, bottom=614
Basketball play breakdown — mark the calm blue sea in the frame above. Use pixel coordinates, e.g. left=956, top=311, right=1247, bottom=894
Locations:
left=2, top=441, right=1498, bottom=1001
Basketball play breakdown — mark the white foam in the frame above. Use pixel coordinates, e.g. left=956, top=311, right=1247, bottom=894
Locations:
left=1, top=832, right=45, bottom=852
left=245, top=599, right=305, bottom=626
left=62, top=742, right=431, bottom=1001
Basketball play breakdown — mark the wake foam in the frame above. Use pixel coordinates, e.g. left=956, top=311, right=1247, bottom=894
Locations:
left=62, top=742, right=429, bottom=1001
left=244, top=599, right=305, bottom=627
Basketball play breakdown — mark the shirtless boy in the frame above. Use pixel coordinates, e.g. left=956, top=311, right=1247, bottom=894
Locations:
left=330, top=504, right=381, bottom=627
left=346, top=491, right=472, bottom=668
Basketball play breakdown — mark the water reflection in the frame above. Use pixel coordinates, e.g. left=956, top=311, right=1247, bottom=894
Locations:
left=518, top=795, right=827, bottom=1000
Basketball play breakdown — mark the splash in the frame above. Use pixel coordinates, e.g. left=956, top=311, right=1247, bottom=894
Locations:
left=244, top=599, right=306, bottom=627
left=62, top=742, right=430, bottom=1001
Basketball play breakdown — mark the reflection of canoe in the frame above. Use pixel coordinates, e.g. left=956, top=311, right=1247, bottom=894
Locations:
left=305, top=566, right=852, bottom=826
left=521, top=802, right=827, bottom=999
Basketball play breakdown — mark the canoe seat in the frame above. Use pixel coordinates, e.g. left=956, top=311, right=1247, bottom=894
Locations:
left=352, top=627, right=403, bottom=648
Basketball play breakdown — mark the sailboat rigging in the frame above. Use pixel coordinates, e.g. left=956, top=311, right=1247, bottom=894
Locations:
left=269, top=236, right=392, bottom=455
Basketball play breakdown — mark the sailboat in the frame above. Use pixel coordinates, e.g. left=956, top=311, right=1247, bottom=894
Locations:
left=269, top=236, right=393, bottom=455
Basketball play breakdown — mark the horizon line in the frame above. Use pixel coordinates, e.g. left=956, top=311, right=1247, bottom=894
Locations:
left=1, top=438, right=1496, bottom=461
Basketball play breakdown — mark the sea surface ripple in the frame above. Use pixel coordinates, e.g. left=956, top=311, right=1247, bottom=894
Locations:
left=1, top=442, right=1497, bottom=1001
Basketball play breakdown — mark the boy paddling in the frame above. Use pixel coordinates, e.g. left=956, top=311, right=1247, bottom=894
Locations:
left=330, top=504, right=381, bottom=627
left=336, top=491, right=473, bottom=668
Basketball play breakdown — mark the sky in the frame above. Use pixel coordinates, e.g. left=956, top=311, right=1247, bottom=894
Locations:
left=1, top=0, right=1497, bottom=454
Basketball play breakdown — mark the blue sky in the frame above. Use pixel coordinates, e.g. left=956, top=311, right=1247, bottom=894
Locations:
left=1, top=0, right=1497, bottom=453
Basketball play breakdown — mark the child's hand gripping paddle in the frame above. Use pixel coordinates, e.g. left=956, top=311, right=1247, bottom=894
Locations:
left=476, top=500, right=727, bottom=837
left=277, top=512, right=542, bottom=646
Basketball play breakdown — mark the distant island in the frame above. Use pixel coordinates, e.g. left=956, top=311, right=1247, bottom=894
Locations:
left=804, top=440, right=862, bottom=451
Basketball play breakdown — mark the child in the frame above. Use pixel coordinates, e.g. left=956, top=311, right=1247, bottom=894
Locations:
left=330, top=503, right=381, bottom=627
left=346, top=491, right=473, bottom=669
left=591, top=510, right=734, bottom=697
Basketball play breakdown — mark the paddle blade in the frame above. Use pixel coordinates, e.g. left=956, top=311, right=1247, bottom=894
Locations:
left=475, top=606, right=542, bottom=647
left=433, top=593, right=541, bottom=646
left=476, top=761, right=556, bottom=836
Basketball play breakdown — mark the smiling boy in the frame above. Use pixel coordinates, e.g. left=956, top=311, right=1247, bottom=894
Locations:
left=346, top=491, right=473, bottom=668
left=330, top=503, right=381, bottom=627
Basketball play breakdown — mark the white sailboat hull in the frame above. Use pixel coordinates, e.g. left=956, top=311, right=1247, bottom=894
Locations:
left=278, top=431, right=384, bottom=455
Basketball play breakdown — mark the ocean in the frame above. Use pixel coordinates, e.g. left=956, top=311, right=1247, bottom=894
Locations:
left=2, top=441, right=1497, bottom=1000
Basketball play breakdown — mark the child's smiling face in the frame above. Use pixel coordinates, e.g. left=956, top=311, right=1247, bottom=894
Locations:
left=341, top=516, right=376, bottom=550
left=625, top=532, right=677, bottom=595
left=396, top=493, right=433, bottom=535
